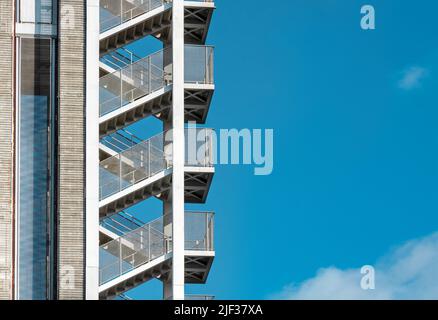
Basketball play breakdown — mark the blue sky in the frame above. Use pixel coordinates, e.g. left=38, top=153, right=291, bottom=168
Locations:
left=124, top=0, right=438, bottom=299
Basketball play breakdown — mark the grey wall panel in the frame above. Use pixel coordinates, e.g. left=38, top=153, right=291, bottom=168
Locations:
left=57, top=0, right=86, bottom=300
left=0, top=0, right=14, bottom=301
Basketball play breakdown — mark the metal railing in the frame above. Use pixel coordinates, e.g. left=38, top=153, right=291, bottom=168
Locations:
left=184, top=127, right=215, bottom=167
left=100, top=0, right=169, bottom=33
left=117, top=293, right=134, bottom=300
left=99, top=211, right=214, bottom=285
left=101, top=129, right=143, bottom=154
left=100, top=47, right=169, bottom=116
left=101, top=211, right=145, bottom=236
left=99, top=45, right=214, bottom=117
left=184, top=45, right=214, bottom=85
left=100, top=0, right=215, bottom=33
left=184, top=211, right=214, bottom=251
left=101, top=48, right=143, bottom=70
left=100, top=214, right=168, bottom=284
left=99, top=131, right=168, bottom=200
left=185, top=295, right=215, bottom=300
left=99, top=128, right=214, bottom=200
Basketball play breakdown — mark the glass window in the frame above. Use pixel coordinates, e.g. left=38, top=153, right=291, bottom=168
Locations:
left=17, top=37, right=52, bottom=300
left=19, top=0, right=53, bottom=24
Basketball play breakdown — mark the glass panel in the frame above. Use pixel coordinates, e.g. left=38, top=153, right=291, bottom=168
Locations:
left=185, top=46, right=214, bottom=84
left=100, top=0, right=164, bottom=32
left=99, top=132, right=168, bottom=200
left=18, top=38, right=52, bottom=300
left=99, top=48, right=168, bottom=117
left=99, top=46, right=215, bottom=117
left=98, top=211, right=214, bottom=285
left=20, top=0, right=53, bottom=24
left=185, top=212, right=214, bottom=251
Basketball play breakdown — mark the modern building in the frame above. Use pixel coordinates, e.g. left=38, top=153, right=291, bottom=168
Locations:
left=0, top=0, right=216, bottom=300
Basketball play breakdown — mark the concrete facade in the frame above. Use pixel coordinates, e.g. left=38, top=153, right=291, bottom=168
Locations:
left=57, top=0, right=86, bottom=299
left=0, top=0, right=14, bottom=301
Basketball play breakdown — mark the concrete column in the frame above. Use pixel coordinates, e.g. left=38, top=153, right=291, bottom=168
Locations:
left=162, top=199, right=173, bottom=300
left=58, top=0, right=86, bottom=300
left=163, top=278, right=172, bottom=300
left=85, top=0, right=100, bottom=300
left=171, top=0, right=185, bottom=301
left=163, top=200, right=173, bottom=241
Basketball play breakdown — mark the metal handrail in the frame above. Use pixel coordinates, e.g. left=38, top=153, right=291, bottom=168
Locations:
left=99, top=128, right=214, bottom=200
left=118, top=293, right=133, bottom=300
left=100, top=0, right=170, bottom=33
left=101, top=211, right=146, bottom=235
left=99, top=211, right=214, bottom=285
left=101, top=129, right=144, bottom=154
left=101, top=48, right=144, bottom=70
left=100, top=0, right=215, bottom=33
left=99, top=130, right=169, bottom=200
left=100, top=47, right=169, bottom=116
left=99, top=45, right=214, bottom=117
left=185, top=295, right=215, bottom=300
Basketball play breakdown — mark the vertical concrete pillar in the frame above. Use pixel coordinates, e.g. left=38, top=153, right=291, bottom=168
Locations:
left=57, top=0, right=86, bottom=299
left=171, top=0, right=185, bottom=300
left=85, top=0, right=100, bottom=300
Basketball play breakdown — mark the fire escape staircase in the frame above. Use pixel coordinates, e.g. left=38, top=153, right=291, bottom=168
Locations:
left=97, top=0, right=216, bottom=300
left=100, top=0, right=214, bottom=54
left=99, top=128, right=214, bottom=219
left=99, top=44, right=215, bottom=137
left=99, top=211, right=214, bottom=299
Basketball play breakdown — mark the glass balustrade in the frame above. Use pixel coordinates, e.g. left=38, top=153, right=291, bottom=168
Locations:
left=99, top=211, right=214, bottom=284
left=100, top=0, right=215, bottom=32
left=100, top=0, right=167, bottom=33
left=99, top=128, right=214, bottom=200
left=100, top=45, right=214, bottom=117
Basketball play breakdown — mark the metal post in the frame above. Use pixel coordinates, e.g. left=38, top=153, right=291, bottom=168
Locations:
left=120, top=0, right=123, bottom=24
left=140, top=229, right=144, bottom=250
left=148, top=141, right=151, bottom=176
left=120, top=69, right=123, bottom=108
left=148, top=56, right=152, bottom=94
left=119, top=240, right=123, bottom=277
left=130, top=51, right=133, bottom=79
left=148, top=224, right=151, bottom=261
left=140, top=149, right=144, bottom=169
left=211, top=214, right=214, bottom=250
left=205, top=213, right=209, bottom=250
left=205, top=130, right=208, bottom=167
left=205, top=46, right=208, bottom=83
left=119, top=155, right=122, bottom=192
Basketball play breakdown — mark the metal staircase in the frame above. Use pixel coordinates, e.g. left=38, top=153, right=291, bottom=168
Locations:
left=99, top=128, right=214, bottom=218
left=99, top=211, right=214, bottom=299
left=97, top=0, right=216, bottom=300
left=99, top=44, right=214, bottom=136
left=99, top=0, right=214, bottom=55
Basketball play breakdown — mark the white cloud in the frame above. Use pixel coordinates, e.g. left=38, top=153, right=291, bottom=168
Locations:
left=273, top=232, right=438, bottom=300
left=398, top=66, right=429, bottom=90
